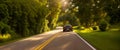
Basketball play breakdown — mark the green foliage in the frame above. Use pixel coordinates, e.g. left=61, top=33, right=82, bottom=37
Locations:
left=0, top=0, right=55, bottom=37
left=0, top=4, right=9, bottom=23
left=43, top=20, right=50, bottom=32
left=0, top=34, right=11, bottom=42
left=0, top=22, right=14, bottom=36
left=58, top=13, right=80, bottom=26
left=0, top=22, right=8, bottom=35
left=0, top=0, right=62, bottom=44
left=99, top=20, right=108, bottom=31
left=92, top=26, right=97, bottom=30
left=72, top=0, right=120, bottom=27
left=103, top=0, right=120, bottom=25
left=47, top=0, right=62, bottom=29
left=0, top=3, right=13, bottom=35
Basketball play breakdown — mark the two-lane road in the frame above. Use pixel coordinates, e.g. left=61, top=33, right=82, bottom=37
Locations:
left=0, top=28, right=96, bottom=50
left=41, top=32, right=96, bottom=50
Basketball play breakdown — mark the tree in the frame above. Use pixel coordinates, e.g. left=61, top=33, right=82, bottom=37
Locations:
left=0, top=0, right=51, bottom=37
left=47, top=0, right=62, bottom=29
left=72, top=0, right=120, bottom=27
left=0, top=4, right=11, bottom=35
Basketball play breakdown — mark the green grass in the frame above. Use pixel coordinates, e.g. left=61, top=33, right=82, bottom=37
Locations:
left=0, top=34, right=33, bottom=46
left=74, top=28, right=120, bottom=50
left=0, top=35, right=22, bottom=46
left=0, top=38, right=20, bottom=46
left=0, top=32, right=44, bottom=46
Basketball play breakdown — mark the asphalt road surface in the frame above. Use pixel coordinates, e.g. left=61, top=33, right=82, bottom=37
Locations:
left=0, top=27, right=96, bottom=50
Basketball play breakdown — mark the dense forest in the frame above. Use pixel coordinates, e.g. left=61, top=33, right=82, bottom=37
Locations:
left=0, top=0, right=120, bottom=42
left=0, top=0, right=61, bottom=42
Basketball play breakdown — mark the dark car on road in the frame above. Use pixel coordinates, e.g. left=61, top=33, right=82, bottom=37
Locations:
left=63, top=25, right=73, bottom=32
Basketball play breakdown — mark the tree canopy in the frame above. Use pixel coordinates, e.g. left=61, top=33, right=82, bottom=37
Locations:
left=0, top=0, right=62, bottom=37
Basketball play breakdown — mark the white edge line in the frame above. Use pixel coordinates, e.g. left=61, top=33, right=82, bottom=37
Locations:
left=73, top=32, right=96, bottom=50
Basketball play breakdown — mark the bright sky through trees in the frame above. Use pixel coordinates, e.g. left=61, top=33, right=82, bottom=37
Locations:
left=61, top=0, right=68, bottom=7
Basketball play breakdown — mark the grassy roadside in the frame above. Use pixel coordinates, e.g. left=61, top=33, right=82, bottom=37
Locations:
left=74, top=27, right=120, bottom=50
left=0, top=34, right=32, bottom=46
left=0, top=33, right=39, bottom=46
left=0, top=37, right=22, bottom=46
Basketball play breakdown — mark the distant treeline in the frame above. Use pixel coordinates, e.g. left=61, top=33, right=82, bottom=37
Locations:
left=71, top=0, right=120, bottom=27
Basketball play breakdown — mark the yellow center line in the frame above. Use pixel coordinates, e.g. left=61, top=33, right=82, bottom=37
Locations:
left=35, top=33, right=60, bottom=50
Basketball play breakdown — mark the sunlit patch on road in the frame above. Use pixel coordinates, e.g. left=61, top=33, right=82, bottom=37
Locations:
left=20, top=29, right=62, bottom=41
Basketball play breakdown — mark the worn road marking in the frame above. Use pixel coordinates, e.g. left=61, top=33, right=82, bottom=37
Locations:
left=35, top=33, right=60, bottom=50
